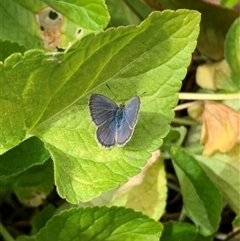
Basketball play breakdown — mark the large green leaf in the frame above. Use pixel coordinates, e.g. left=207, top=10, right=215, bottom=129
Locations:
left=0, top=10, right=200, bottom=203
left=36, top=206, right=163, bottom=241
left=171, top=147, right=222, bottom=236
left=0, top=0, right=109, bottom=50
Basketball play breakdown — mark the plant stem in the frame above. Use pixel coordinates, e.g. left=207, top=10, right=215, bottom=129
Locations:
left=0, top=223, right=15, bottom=241
left=174, top=101, right=202, bottom=111
left=178, top=92, right=240, bottom=100
left=172, top=117, right=199, bottom=126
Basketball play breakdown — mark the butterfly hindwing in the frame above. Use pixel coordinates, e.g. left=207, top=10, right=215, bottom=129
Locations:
left=96, top=117, right=116, bottom=147
left=117, top=96, right=140, bottom=146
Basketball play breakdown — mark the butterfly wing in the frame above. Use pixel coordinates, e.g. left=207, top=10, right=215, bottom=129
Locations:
left=96, top=117, right=116, bottom=147
left=89, top=94, right=118, bottom=126
left=117, top=96, right=140, bottom=146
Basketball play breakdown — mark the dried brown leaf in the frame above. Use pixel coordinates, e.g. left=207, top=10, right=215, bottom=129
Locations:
left=199, top=101, right=240, bottom=156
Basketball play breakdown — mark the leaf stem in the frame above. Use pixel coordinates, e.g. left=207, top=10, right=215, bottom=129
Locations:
left=178, top=92, right=240, bottom=100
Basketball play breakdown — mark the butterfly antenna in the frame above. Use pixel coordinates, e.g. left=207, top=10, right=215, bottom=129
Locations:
left=106, top=84, right=117, bottom=98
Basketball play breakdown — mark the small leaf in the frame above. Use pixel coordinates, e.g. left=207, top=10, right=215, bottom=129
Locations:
left=171, top=147, right=222, bottom=236
left=160, top=222, right=197, bottom=241
left=36, top=206, right=163, bottom=241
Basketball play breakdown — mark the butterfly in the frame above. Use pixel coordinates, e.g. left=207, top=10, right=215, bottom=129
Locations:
left=89, top=94, right=141, bottom=148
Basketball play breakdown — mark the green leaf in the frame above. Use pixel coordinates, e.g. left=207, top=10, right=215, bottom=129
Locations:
left=161, top=126, right=188, bottom=158
left=36, top=206, right=163, bottom=241
left=0, top=159, right=54, bottom=206
left=143, top=0, right=240, bottom=60
left=0, top=40, right=27, bottom=61
left=232, top=216, right=240, bottom=228
left=106, top=0, right=152, bottom=26
left=193, top=233, right=214, bottom=241
left=0, top=137, right=50, bottom=177
left=31, top=204, right=56, bottom=234
left=220, top=0, right=240, bottom=8
left=0, top=0, right=109, bottom=50
left=195, top=144, right=240, bottom=215
left=1, top=10, right=200, bottom=203
left=160, top=222, right=197, bottom=241
left=170, top=147, right=222, bottom=236
left=225, top=17, right=240, bottom=88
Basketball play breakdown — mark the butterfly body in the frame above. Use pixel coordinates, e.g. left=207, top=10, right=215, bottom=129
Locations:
left=89, top=94, right=140, bottom=148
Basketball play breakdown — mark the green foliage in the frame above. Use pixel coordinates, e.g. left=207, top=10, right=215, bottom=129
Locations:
left=171, top=147, right=222, bottom=236
left=36, top=206, right=163, bottom=241
left=31, top=204, right=56, bottom=234
left=196, top=145, right=240, bottom=215
left=160, top=222, right=197, bottom=241
left=0, top=0, right=238, bottom=241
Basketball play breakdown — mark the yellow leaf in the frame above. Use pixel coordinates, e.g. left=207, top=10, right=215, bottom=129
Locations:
left=111, top=150, right=167, bottom=220
left=200, top=101, right=240, bottom=156
left=196, top=59, right=231, bottom=90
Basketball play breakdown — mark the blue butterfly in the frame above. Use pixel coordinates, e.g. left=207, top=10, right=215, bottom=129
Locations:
left=89, top=94, right=141, bottom=148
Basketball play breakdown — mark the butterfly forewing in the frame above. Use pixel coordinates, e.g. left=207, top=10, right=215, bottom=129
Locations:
left=89, top=94, right=118, bottom=126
